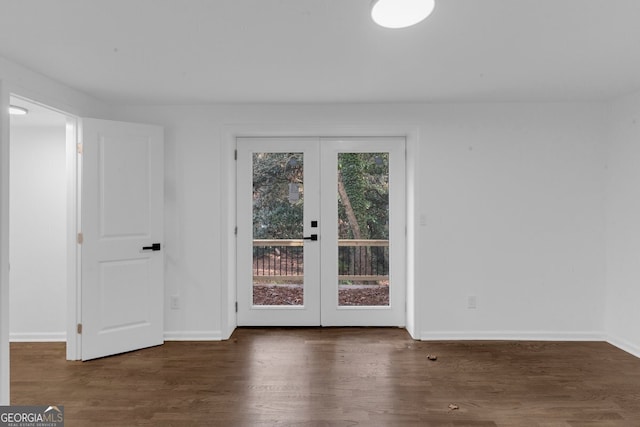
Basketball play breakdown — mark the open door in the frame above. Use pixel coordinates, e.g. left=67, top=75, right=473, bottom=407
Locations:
left=80, top=118, right=164, bottom=361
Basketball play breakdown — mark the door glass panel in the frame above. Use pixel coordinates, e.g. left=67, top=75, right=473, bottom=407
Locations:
left=253, top=153, right=304, bottom=306
left=337, top=153, right=389, bottom=307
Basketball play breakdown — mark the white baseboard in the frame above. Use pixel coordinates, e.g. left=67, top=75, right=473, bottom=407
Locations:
left=163, top=331, right=223, bottom=341
left=420, top=330, right=639, bottom=359
left=606, top=335, right=640, bottom=358
left=420, top=331, right=606, bottom=341
left=12, top=330, right=226, bottom=342
left=10, top=332, right=66, bottom=342
left=222, top=325, right=236, bottom=340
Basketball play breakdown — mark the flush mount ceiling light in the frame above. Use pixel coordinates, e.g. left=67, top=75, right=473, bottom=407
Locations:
left=371, top=0, right=435, bottom=29
left=9, top=105, right=29, bottom=115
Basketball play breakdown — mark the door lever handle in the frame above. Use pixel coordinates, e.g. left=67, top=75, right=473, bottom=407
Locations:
left=142, top=243, right=161, bottom=251
left=302, top=234, right=318, bottom=241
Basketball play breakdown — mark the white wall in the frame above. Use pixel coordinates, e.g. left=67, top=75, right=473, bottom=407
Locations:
left=9, top=125, right=67, bottom=341
left=115, top=102, right=608, bottom=341
left=604, top=90, right=640, bottom=357
left=420, top=104, right=606, bottom=339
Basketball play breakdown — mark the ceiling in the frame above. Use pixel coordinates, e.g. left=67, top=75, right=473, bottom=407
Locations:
left=9, top=96, right=68, bottom=128
left=1, top=0, right=640, bottom=105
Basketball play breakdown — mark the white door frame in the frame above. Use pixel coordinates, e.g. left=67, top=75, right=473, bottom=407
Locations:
left=221, top=124, right=421, bottom=339
left=67, top=113, right=81, bottom=361
left=2, top=92, right=80, bottom=360
left=1, top=85, right=89, bottom=403
left=6, top=94, right=82, bottom=360
left=1, top=79, right=10, bottom=405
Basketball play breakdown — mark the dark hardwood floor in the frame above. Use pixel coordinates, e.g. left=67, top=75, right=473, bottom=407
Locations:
left=9, top=328, right=640, bottom=426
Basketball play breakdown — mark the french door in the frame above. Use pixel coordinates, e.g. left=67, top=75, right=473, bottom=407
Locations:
left=236, top=137, right=405, bottom=326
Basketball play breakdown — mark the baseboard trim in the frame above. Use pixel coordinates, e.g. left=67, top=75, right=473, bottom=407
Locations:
left=11, top=331, right=228, bottom=342
left=222, top=325, right=236, bottom=340
left=420, top=331, right=606, bottom=341
left=606, top=335, right=640, bottom=358
left=10, top=332, right=66, bottom=342
left=164, top=331, right=223, bottom=341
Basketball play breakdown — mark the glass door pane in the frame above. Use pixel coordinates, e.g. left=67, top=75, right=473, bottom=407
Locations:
left=337, top=153, right=389, bottom=307
left=252, top=152, right=304, bottom=306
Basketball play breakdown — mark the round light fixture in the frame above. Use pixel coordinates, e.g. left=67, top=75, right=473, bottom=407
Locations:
left=371, top=0, right=435, bottom=29
left=9, top=105, right=29, bottom=115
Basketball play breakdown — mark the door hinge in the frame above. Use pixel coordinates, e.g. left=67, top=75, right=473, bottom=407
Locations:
left=77, top=143, right=83, bottom=154
left=77, top=323, right=82, bottom=334
left=77, top=232, right=83, bottom=244
left=234, top=149, right=237, bottom=160
left=235, top=302, right=238, bottom=313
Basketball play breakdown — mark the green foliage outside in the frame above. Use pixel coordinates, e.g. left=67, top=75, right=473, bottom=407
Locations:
left=252, top=152, right=389, bottom=240
left=252, top=152, right=304, bottom=239
left=338, top=153, right=389, bottom=240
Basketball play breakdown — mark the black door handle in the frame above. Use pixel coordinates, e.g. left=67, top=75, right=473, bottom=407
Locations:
left=303, top=234, right=318, bottom=241
left=142, top=243, right=161, bottom=251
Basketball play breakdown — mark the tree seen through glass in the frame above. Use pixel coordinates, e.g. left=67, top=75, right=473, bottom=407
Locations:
left=251, top=151, right=390, bottom=307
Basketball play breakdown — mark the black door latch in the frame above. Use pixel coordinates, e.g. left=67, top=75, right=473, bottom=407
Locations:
left=142, top=243, right=161, bottom=251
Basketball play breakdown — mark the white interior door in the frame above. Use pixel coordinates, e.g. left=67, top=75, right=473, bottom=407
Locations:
left=80, top=118, right=164, bottom=361
left=237, top=137, right=405, bottom=327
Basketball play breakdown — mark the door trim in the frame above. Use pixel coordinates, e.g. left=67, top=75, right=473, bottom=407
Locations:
left=221, top=124, right=421, bottom=338
left=67, top=114, right=81, bottom=360
left=1, top=79, right=9, bottom=404
left=6, top=95, right=81, bottom=360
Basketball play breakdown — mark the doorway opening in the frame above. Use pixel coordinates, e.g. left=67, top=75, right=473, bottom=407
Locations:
left=9, top=99, right=166, bottom=362
left=8, top=95, right=78, bottom=358
left=236, top=137, right=406, bottom=327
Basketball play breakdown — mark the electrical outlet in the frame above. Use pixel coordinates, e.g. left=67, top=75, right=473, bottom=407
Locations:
left=467, top=295, right=477, bottom=309
left=170, top=296, right=180, bottom=310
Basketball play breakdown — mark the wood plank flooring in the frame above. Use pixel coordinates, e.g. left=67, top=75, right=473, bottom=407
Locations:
left=9, top=328, right=640, bottom=426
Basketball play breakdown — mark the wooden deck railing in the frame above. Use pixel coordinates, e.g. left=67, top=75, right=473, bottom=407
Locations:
left=253, top=239, right=389, bottom=282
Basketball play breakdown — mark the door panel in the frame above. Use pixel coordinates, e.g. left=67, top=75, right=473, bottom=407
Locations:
left=81, top=118, right=164, bottom=361
left=237, top=138, right=320, bottom=326
left=99, top=259, right=151, bottom=329
left=99, top=135, right=150, bottom=237
left=320, top=138, right=405, bottom=326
